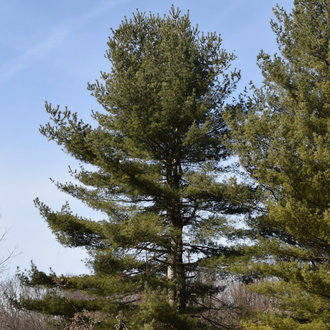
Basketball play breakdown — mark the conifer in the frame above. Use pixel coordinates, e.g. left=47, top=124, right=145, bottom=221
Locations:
left=19, top=7, right=247, bottom=328
left=225, top=0, right=329, bottom=328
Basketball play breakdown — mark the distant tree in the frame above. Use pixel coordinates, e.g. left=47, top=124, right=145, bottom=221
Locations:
left=225, top=0, right=329, bottom=328
left=18, top=7, right=250, bottom=329
left=0, top=276, right=51, bottom=330
left=0, top=230, right=15, bottom=276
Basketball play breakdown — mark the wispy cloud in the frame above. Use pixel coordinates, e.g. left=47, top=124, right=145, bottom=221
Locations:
left=0, top=28, right=69, bottom=85
left=0, top=0, right=129, bottom=86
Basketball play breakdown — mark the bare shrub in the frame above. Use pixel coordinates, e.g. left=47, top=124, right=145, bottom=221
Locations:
left=0, top=277, right=53, bottom=329
left=0, top=230, right=16, bottom=276
left=227, top=281, right=274, bottom=314
left=188, top=270, right=275, bottom=329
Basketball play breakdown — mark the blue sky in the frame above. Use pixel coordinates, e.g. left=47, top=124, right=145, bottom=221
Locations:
left=0, top=0, right=292, bottom=277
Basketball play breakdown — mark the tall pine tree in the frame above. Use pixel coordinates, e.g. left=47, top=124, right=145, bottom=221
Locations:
left=225, top=0, right=329, bottom=328
left=19, top=8, right=247, bottom=329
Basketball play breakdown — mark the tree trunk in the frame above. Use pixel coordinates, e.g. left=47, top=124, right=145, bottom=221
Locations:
left=166, top=158, right=186, bottom=311
left=167, top=231, right=186, bottom=312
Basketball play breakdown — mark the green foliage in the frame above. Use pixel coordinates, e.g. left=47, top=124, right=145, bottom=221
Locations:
left=225, top=0, right=330, bottom=327
left=20, top=6, right=249, bottom=328
left=130, top=288, right=197, bottom=329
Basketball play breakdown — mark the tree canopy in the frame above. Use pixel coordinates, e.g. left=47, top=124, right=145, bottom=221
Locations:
left=15, top=1, right=330, bottom=329
left=225, top=0, right=329, bottom=328
left=19, top=7, right=249, bottom=329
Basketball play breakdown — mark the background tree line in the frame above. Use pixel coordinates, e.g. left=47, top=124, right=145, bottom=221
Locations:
left=1, top=0, right=328, bottom=329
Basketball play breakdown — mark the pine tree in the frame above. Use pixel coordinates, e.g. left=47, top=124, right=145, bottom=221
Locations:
left=225, top=0, right=329, bottom=328
left=19, top=7, right=247, bottom=328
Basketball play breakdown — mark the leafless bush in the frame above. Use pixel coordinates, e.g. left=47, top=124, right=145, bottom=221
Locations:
left=0, top=231, right=16, bottom=276
left=227, top=281, right=274, bottom=313
left=188, top=270, right=275, bottom=329
left=0, top=276, right=53, bottom=329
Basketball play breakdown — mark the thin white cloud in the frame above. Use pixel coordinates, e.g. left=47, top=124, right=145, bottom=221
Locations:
left=0, top=0, right=129, bottom=86
left=0, top=27, right=69, bottom=85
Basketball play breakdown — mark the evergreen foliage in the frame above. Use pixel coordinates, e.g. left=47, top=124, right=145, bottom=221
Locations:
left=19, top=7, right=248, bottom=328
left=225, top=0, right=330, bottom=328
